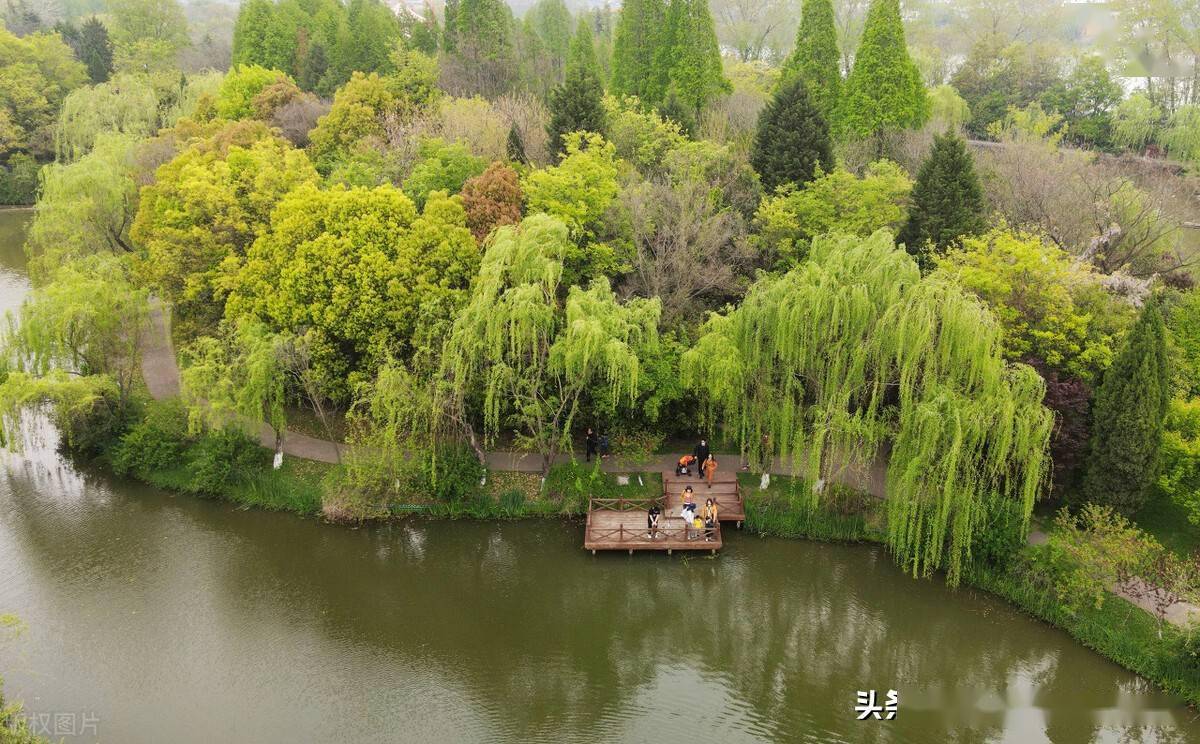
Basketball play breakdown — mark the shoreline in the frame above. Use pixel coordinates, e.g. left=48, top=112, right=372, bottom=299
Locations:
left=90, top=436, right=1200, bottom=709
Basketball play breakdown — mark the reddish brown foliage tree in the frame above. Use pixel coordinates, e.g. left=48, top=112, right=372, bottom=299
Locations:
left=460, top=161, right=523, bottom=244
left=1026, top=356, right=1092, bottom=494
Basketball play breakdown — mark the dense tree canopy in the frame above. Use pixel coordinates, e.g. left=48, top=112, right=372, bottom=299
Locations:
left=228, top=183, right=479, bottom=400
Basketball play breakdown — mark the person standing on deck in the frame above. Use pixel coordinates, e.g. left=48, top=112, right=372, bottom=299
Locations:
left=647, top=505, right=661, bottom=539
left=585, top=428, right=599, bottom=462
left=704, top=454, right=717, bottom=488
left=693, top=439, right=709, bottom=478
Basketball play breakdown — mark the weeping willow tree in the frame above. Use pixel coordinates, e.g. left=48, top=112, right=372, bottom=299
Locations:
left=440, top=213, right=660, bottom=474
left=0, top=253, right=148, bottom=453
left=682, top=231, right=1052, bottom=584
left=180, top=318, right=288, bottom=457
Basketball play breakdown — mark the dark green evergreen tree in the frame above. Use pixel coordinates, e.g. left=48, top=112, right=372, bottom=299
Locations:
left=546, top=25, right=607, bottom=159
left=899, top=132, right=986, bottom=266
left=836, top=0, right=928, bottom=141
left=751, top=76, right=833, bottom=192
left=1081, top=299, right=1170, bottom=513
left=77, top=17, right=114, bottom=83
left=506, top=123, right=527, bottom=164
left=782, top=0, right=840, bottom=120
left=610, top=0, right=666, bottom=104
left=658, top=89, right=695, bottom=137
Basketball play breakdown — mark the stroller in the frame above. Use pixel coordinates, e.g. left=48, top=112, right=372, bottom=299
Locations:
left=676, top=454, right=696, bottom=476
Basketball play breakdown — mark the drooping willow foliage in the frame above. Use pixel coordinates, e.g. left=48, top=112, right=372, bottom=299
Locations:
left=682, top=231, right=1053, bottom=584
left=440, top=213, right=660, bottom=472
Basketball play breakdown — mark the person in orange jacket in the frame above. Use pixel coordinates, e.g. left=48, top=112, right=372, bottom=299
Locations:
left=703, top=454, right=717, bottom=487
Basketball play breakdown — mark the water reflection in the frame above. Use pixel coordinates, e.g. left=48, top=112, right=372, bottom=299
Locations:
left=3, top=443, right=1198, bottom=743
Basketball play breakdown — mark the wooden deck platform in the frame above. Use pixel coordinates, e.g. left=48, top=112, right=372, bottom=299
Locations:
left=661, top=468, right=746, bottom=526
left=583, top=497, right=721, bottom=554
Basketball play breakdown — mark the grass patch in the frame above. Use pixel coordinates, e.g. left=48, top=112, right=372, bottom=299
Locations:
left=967, top=561, right=1200, bottom=706
left=1135, top=494, right=1200, bottom=557
left=739, top=472, right=883, bottom=543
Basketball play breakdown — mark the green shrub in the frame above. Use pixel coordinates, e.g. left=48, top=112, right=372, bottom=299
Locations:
left=111, top=399, right=190, bottom=476
left=0, top=154, right=40, bottom=205
left=1159, top=399, right=1200, bottom=524
left=190, top=427, right=262, bottom=496
left=416, top=445, right=486, bottom=505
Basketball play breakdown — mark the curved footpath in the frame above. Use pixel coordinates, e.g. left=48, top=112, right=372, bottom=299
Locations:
left=142, top=301, right=1200, bottom=626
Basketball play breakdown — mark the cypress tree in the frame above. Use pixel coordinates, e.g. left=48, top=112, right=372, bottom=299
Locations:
left=782, top=0, right=840, bottom=120
left=78, top=17, right=114, bottom=84
left=610, top=0, right=666, bottom=104
left=660, top=0, right=729, bottom=115
left=528, top=0, right=572, bottom=73
left=442, top=0, right=459, bottom=52
left=751, top=76, right=833, bottom=192
left=507, top=123, right=527, bottom=164
left=566, top=17, right=599, bottom=79
left=546, top=24, right=607, bottom=158
left=1081, top=299, right=1170, bottom=513
left=899, top=132, right=986, bottom=266
left=836, top=0, right=928, bottom=141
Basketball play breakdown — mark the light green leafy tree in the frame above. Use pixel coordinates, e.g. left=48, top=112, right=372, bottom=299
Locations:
left=4, top=253, right=149, bottom=403
left=107, top=0, right=190, bottom=72
left=682, top=231, right=1052, bottom=585
left=521, top=131, right=624, bottom=284
left=131, top=124, right=319, bottom=334
left=0, top=26, right=88, bottom=158
left=228, top=184, right=479, bottom=401
left=27, top=132, right=140, bottom=278
left=214, top=65, right=293, bottom=120
left=440, top=213, right=661, bottom=474
left=933, top=228, right=1127, bottom=384
left=753, top=160, right=911, bottom=266
left=401, top=138, right=486, bottom=209
left=180, top=318, right=288, bottom=455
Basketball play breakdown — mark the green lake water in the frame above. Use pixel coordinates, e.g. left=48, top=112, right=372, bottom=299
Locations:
left=1, top=209, right=1199, bottom=743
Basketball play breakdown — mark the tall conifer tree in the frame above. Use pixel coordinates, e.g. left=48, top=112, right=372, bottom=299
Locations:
left=610, top=0, right=666, bottom=104
left=782, top=0, right=840, bottom=120
left=660, top=0, right=729, bottom=115
left=836, top=0, right=928, bottom=141
left=899, top=132, right=986, bottom=265
left=547, top=19, right=607, bottom=158
left=1081, top=299, right=1170, bottom=512
left=751, top=77, right=833, bottom=192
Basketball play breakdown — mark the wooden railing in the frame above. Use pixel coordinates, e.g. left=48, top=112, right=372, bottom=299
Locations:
left=589, top=496, right=666, bottom=512
left=585, top=521, right=722, bottom=544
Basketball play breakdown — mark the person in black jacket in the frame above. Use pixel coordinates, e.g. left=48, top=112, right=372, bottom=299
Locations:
left=586, top=428, right=599, bottom=462
left=693, top=439, right=709, bottom=478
